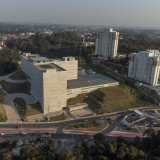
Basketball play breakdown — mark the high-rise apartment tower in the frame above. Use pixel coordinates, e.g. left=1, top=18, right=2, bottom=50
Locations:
left=95, top=28, right=119, bottom=59
left=128, top=49, right=160, bottom=86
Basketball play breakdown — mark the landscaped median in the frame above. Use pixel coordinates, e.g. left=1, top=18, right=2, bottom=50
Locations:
left=64, top=122, right=108, bottom=132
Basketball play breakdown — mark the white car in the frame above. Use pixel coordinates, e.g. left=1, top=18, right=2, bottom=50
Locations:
left=21, top=132, right=27, bottom=135
left=1, top=133, right=5, bottom=135
left=100, top=117, right=104, bottom=120
left=84, top=120, right=88, bottom=122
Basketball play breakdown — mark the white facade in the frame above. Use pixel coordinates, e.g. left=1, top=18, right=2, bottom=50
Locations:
left=21, top=53, right=78, bottom=113
left=128, top=49, right=160, bottom=86
left=21, top=53, right=119, bottom=114
left=95, top=28, right=119, bottom=58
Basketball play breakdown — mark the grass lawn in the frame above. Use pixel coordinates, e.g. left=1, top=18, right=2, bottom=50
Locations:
left=65, top=122, right=108, bottom=132
left=0, top=103, right=7, bottom=122
left=40, top=114, right=65, bottom=122
left=13, top=98, right=42, bottom=121
left=0, top=80, right=30, bottom=95
left=9, top=70, right=25, bottom=80
left=67, top=85, right=152, bottom=114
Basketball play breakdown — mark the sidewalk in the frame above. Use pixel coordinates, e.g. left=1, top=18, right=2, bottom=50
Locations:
left=63, top=130, right=147, bottom=137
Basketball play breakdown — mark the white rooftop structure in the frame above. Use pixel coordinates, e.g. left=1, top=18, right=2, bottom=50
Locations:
left=134, top=110, right=143, bottom=116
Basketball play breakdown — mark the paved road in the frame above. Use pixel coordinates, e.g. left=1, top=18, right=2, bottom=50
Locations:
left=0, top=112, right=128, bottom=134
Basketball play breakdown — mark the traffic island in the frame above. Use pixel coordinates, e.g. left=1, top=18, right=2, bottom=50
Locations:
left=64, top=122, right=108, bottom=133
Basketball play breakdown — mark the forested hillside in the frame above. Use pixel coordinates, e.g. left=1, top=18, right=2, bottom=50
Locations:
left=118, top=38, right=160, bottom=54
left=6, top=31, right=95, bottom=58
left=0, top=47, right=19, bottom=76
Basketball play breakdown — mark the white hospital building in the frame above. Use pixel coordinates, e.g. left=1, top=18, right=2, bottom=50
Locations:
left=128, top=49, right=160, bottom=86
left=21, top=53, right=119, bottom=113
left=95, top=28, right=119, bottom=59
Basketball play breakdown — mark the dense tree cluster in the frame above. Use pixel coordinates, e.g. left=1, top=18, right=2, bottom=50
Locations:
left=6, top=31, right=95, bottom=58
left=118, top=38, right=160, bottom=54
left=0, top=47, right=19, bottom=76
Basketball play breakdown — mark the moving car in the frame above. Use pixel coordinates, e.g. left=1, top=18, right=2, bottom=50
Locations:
left=21, top=132, right=27, bottom=135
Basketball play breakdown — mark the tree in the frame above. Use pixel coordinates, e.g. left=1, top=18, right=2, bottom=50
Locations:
left=117, top=148, right=126, bottom=159
left=137, top=150, right=146, bottom=159
left=128, top=146, right=138, bottom=159
left=3, top=151, right=12, bottom=160
left=94, top=133, right=105, bottom=142
left=0, top=89, right=4, bottom=103
left=48, top=139, right=58, bottom=151
left=143, top=128, right=155, bottom=137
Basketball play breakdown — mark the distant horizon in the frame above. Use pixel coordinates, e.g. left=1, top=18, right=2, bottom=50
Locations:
left=1, top=0, right=160, bottom=28
left=1, top=21, right=160, bottom=30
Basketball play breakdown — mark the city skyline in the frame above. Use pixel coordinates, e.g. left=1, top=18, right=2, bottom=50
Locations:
left=0, top=0, right=160, bottom=28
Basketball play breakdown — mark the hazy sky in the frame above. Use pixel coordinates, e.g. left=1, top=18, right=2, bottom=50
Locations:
left=0, top=0, right=160, bottom=27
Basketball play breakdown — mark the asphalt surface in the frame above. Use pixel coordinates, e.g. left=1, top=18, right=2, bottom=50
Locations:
left=0, top=132, right=138, bottom=142
left=0, top=112, right=127, bottom=134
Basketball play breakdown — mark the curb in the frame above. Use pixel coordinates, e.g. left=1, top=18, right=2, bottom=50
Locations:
left=63, top=130, right=147, bottom=137
left=0, top=128, right=56, bottom=133
left=63, top=121, right=109, bottom=134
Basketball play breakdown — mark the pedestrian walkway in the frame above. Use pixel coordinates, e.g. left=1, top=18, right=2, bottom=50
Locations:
left=2, top=93, right=37, bottom=123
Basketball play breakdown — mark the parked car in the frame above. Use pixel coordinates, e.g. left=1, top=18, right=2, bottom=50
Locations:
left=21, top=132, right=27, bottom=135
left=42, top=133, right=51, bottom=138
left=107, top=118, right=111, bottom=120
left=84, top=120, right=88, bottom=122
left=100, top=117, right=104, bottom=120
left=108, top=121, right=113, bottom=124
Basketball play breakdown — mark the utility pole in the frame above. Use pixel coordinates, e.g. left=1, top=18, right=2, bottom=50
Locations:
left=15, top=103, right=19, bottom=130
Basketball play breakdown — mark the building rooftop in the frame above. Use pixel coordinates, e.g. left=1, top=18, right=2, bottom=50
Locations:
left=35, top=63, right=65, bottom=72
left=67, top=74, right=118, bottom=89
left=30, top=57, right=49, bottom=62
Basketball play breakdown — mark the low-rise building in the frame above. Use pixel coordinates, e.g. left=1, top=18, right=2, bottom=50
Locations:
left=68, top=102, right=88, bottom=112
